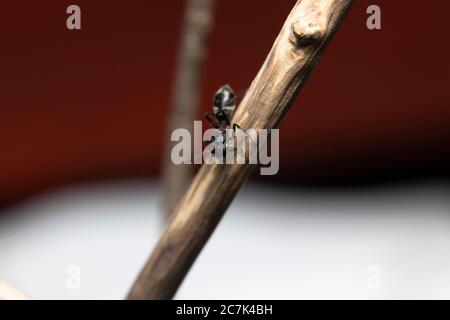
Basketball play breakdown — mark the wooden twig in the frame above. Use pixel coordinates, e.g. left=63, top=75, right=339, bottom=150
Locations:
left=128, top=0, right=354, bottom=299
left=162, top=0, right=216, bottom=217
left=0, top=280, right=29, bottom=300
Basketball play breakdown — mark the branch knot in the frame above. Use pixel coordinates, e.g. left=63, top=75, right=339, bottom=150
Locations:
left=291, top=19, right=325, bottom=47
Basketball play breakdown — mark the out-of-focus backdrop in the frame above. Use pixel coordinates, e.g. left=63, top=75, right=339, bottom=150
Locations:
left=0, top=0, right=450, bottom=299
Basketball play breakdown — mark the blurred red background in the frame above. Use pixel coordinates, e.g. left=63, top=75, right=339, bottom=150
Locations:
left=0, top=0, right=449, bottom=206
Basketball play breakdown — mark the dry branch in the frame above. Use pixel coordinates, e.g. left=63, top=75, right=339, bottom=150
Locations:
left=128, top=0, right=354, bottom=299
left=162, top=0, right=216, bottom=217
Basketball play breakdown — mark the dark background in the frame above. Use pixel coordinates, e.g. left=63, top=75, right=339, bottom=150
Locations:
left=1, top=0, right=449, bottom=206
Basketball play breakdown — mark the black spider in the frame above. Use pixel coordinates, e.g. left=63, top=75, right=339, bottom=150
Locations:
left=204, top=85, right=242, bottom=157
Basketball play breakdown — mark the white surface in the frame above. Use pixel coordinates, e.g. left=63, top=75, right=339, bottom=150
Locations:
left=0, top=180, right=450, bottom=299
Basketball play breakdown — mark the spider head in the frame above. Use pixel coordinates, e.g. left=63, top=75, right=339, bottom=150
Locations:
left=212, top=84, right=236, bottom=117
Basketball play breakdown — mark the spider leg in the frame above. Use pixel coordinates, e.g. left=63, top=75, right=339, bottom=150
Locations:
left=204, top=112, right=219, bottom=129
left=234, top=125, right=258, bottom=146
left=203, top=134, right=217, bottom=155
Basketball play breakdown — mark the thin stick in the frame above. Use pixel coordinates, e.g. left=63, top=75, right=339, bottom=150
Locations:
left=0, top=280, right=29, bottom=300
left=162, top=0, right=216, bottom=217
left=128, top=0, right=354, bottom=299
